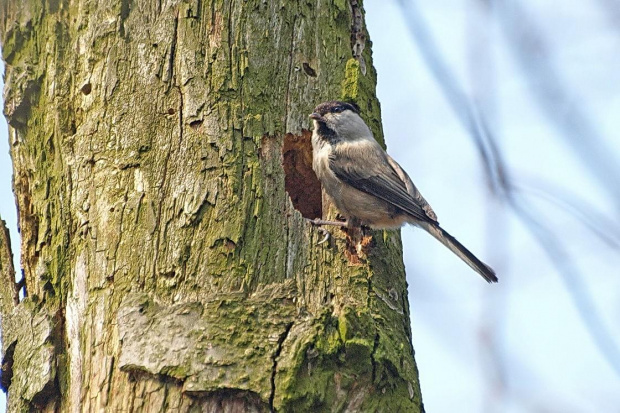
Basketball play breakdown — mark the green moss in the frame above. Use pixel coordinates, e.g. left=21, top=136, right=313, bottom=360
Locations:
left=314, top=314, right=343, bottom=356
left=337, top=306, right=373, bottom=342
left=341, top=58, right=361, bottom=102
left=333, top=0, right=348, bottom=13
left=342, top=338, right=373, bottom=366
left=161, top=365, right=191, bottom=379
left=275, top=305, right=418, bottom=412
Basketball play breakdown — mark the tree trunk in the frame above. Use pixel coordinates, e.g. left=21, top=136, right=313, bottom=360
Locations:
left=0, top=0, right=423, bottom=411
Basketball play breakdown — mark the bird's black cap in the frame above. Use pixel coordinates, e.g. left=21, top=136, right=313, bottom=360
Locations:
left=312, top=101, right=360, bottom=116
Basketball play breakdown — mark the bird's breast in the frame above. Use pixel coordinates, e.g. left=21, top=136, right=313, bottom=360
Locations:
left=311, top=147, right=402, bottom=227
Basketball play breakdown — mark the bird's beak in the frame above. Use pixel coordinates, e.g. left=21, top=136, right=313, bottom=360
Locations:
left=309, top=112, right=325, bottom=123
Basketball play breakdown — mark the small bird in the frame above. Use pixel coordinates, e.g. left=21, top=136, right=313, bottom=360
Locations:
left=309, top=100, right=497, bottom=283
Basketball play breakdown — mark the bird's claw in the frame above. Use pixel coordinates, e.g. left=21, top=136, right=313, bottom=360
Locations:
left=305, top=217, right=340, bottom=244
left=317, top=227, right=331, bottom=245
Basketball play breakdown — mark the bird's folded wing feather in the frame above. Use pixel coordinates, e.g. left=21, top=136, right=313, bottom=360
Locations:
left=328, top=142, right=436, bottom=223
left=385, top=154, right=438, bottom=221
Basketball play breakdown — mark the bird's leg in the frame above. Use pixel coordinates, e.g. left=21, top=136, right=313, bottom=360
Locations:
left=305, top=217, right=348, bottom=244
left=309, top=218, right=348, bottom=227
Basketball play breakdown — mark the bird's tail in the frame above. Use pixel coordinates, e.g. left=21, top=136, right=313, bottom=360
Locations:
left=420, top=222, right=498, bottom=283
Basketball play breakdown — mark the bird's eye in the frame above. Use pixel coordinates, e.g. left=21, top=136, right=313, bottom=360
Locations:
left=332, top=106, right=343, bottom=113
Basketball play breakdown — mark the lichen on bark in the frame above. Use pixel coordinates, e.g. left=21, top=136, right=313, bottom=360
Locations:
left=0, top=0, right=424, bottom=411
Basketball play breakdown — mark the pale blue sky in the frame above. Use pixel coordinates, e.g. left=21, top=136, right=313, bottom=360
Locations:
left=1, top=0, right=620, bottom=411
left=366, top=0, right=620, bottom=412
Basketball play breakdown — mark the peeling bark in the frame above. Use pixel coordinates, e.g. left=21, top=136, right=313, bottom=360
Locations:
left=0, top=0, right=424, bottom=411
left=0, top=220, right=19, bottom=311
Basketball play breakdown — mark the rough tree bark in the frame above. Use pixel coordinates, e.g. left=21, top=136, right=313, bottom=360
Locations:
left=0, top=0, right=424, bottom=411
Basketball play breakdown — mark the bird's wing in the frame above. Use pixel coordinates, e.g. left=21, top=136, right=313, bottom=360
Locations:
left=385, top=154, right=437, bottom=221
left=328, top=141, right=436, bottom=223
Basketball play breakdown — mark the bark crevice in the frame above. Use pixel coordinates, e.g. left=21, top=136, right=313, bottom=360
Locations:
left=349, top=0, right=367, bottom=75
left=269, top=321, right=294, bottom=412
left=0, top=219, right=19, bottom=311
left=370, top=332, right=380, bottom=384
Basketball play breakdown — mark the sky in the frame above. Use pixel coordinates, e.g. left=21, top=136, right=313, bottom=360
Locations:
left=1, top=0, right=620, bottom=411
left=365, top=0, right=620, bottom=412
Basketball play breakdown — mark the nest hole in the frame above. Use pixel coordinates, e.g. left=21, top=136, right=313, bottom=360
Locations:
left=282, top=131, right=322, bottom=220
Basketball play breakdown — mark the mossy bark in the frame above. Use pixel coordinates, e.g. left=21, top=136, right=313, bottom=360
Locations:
left=0, top=0, right=424, bottom=411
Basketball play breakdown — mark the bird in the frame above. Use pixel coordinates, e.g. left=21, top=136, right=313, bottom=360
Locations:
left=308, top=100, right=497, bottom=283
